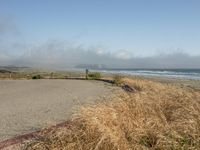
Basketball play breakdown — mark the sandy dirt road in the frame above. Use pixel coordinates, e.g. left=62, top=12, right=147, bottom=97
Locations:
left=0, top=79, right=118, bottom=142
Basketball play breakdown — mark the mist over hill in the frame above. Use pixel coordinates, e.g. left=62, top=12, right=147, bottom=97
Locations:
left=1, top=41, right=200, bottom=69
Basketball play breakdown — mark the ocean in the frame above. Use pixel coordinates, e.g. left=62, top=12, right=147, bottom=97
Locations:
left=95, top=69, right=200, bottom=80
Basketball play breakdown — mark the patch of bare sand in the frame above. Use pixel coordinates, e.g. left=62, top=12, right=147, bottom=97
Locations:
left=0, top=79, right=120, bottom=142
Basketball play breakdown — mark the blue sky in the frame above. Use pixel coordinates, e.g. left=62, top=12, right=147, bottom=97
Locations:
left=1, top=0, right=200, bottom=69
left=0, top=0, right=200, bottom=56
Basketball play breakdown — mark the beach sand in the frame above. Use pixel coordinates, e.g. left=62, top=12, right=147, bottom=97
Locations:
left=0, top=79, right=120, bottom=142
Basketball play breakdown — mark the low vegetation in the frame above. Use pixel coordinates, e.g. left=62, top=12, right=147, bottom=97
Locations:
left=113, top=75, right=123, bottom=86
left=32, top=75, right=42, bottom=79
left=0, top=70, right=84, bottom=79
left=23, top=77, right=200, bottom=149
left=88, top=72, right=102, bottom=80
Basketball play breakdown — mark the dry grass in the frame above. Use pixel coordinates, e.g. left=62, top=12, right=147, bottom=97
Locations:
left=25, top=77, right=200, bottom=150
left=113, top=75, right=123, bottom=86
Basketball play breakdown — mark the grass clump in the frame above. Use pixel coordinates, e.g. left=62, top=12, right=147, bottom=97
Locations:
left=25, top=78, right=200, bottom=150
left=113, top=75, right=123, bottom=86
left=32, top=75, right=42, bottom=79
left=88, top=72, right=102, bottom=80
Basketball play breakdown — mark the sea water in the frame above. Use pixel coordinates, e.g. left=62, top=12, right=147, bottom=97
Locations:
left=96, top=69, right=200, bottom=80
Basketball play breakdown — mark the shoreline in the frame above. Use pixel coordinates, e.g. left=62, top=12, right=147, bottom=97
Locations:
left=100, top=71, right=200, bottom=90
left=133, top=75, right=200, bottom=90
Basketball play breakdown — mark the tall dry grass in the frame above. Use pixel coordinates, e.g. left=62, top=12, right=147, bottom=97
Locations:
left=25, top=78, right=200, bottom=150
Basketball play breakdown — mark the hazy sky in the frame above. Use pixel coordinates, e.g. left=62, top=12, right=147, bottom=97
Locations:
left=0, top=0, right=200, bottom=68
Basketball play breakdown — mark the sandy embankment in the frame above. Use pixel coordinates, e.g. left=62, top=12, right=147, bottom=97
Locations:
left=0, top=79, right=120, bottom=142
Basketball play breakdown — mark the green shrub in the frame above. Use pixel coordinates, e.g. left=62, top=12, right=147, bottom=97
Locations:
left=88, top=72, right=101, bottom=79
left=32, top=75, right=42, bottom=79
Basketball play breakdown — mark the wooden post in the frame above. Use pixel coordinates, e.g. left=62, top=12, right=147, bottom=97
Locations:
left=86, top=69, right=89, bottom=80
left=9, top=73, right=12, bottom=79
left=50, top=72, right=53, bottom=79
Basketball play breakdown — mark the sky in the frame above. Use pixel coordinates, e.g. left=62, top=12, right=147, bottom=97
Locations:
left=0, top=0, right=200, bottom=69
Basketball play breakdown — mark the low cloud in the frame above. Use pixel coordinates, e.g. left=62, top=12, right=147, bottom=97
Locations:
left=114, top=50, right=133, bottom=60
left=0, top=50, right=11, bottom=65
left=1, top=40, right=200, bottom=69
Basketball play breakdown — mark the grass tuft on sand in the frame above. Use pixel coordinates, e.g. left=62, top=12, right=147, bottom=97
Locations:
left=25, top=77, right=200, bottom=150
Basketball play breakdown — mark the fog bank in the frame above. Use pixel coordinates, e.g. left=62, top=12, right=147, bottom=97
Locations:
left=1, top=41, right=200, bottom=69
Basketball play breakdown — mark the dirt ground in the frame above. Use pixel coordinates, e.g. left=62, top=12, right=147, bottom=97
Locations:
left=0, top=79, right=119, bottom=142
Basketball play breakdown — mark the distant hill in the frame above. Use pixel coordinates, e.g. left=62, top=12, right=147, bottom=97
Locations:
left=75, top=64, right=107, bottom=70
left=0, top=69, right=12, bottom=73
left=0, top=66, right=30, bottom=72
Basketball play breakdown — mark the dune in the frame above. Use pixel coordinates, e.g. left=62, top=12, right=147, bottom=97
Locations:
left=21, top=77, right=200, bottom=150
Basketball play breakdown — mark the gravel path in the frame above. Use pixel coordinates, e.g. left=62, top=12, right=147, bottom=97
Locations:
left=0, top=79, right=118, bottom=141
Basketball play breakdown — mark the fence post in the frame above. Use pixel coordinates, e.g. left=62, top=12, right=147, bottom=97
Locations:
left=50, top=72, right=53, bottom=79
left=86, top=69, right=89, bottom=80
